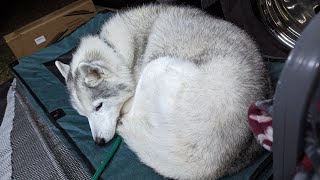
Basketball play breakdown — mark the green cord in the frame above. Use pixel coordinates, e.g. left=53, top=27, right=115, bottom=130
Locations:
left=92, top=136, right=122, bottom=180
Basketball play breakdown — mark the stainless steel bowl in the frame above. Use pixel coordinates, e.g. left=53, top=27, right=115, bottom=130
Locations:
left=258, top=0, right=320, bottom=48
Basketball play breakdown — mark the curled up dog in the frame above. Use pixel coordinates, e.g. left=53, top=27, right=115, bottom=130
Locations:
left=55, top=4, right=271, bottom=179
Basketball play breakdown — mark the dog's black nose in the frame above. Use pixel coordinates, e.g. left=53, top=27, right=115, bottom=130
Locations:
left=95, top=138, right=106, bottom=146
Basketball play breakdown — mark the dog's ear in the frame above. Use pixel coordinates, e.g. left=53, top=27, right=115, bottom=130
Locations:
left=79, top=62, right=109, bottom=87
left=55, top=61, right=70, bottom=79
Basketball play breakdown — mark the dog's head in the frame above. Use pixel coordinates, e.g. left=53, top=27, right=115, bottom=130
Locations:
left=55, top=36, right=134, bottom=145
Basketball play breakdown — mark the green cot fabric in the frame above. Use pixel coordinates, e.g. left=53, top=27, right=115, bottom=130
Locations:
left=12, top=11, right=284, bottom=179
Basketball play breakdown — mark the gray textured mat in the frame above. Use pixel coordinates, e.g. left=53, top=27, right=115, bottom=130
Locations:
left=0, top=79, right=91, bottom=180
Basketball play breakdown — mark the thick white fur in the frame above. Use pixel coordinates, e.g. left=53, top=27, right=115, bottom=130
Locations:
left=56, top=4, right=270, bottom=179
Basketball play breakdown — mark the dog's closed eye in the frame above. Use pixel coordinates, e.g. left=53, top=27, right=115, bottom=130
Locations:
left=95, top=102, right=103, bottom=111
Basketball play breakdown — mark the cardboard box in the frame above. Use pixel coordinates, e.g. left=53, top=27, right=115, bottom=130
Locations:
left=3, top=0, right=96, bottom=59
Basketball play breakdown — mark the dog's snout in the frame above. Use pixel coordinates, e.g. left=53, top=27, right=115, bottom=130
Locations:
left=95, top=137, right=106, bottom=146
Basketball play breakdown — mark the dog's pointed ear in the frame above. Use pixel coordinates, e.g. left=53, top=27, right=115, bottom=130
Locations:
left=79, top=62, right=109, bottom=87
left=55, top=61, right=70, bottom=79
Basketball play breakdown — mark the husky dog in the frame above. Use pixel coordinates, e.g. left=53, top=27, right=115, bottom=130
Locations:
left=55, top=4, right=270, bottom=179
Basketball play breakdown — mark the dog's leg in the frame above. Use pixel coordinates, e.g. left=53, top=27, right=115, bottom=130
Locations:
left=118, top=56, right=195, bottom=128
left=117, top=57, right=209, bottom=179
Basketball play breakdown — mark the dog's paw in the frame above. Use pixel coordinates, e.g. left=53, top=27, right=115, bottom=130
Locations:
left=116, top=119, right=126, bottom=137
left=117, top=118, right=123, bottom=126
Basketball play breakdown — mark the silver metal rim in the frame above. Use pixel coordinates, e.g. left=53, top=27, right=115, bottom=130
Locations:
left=258, top=0, right=319, bottom=49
